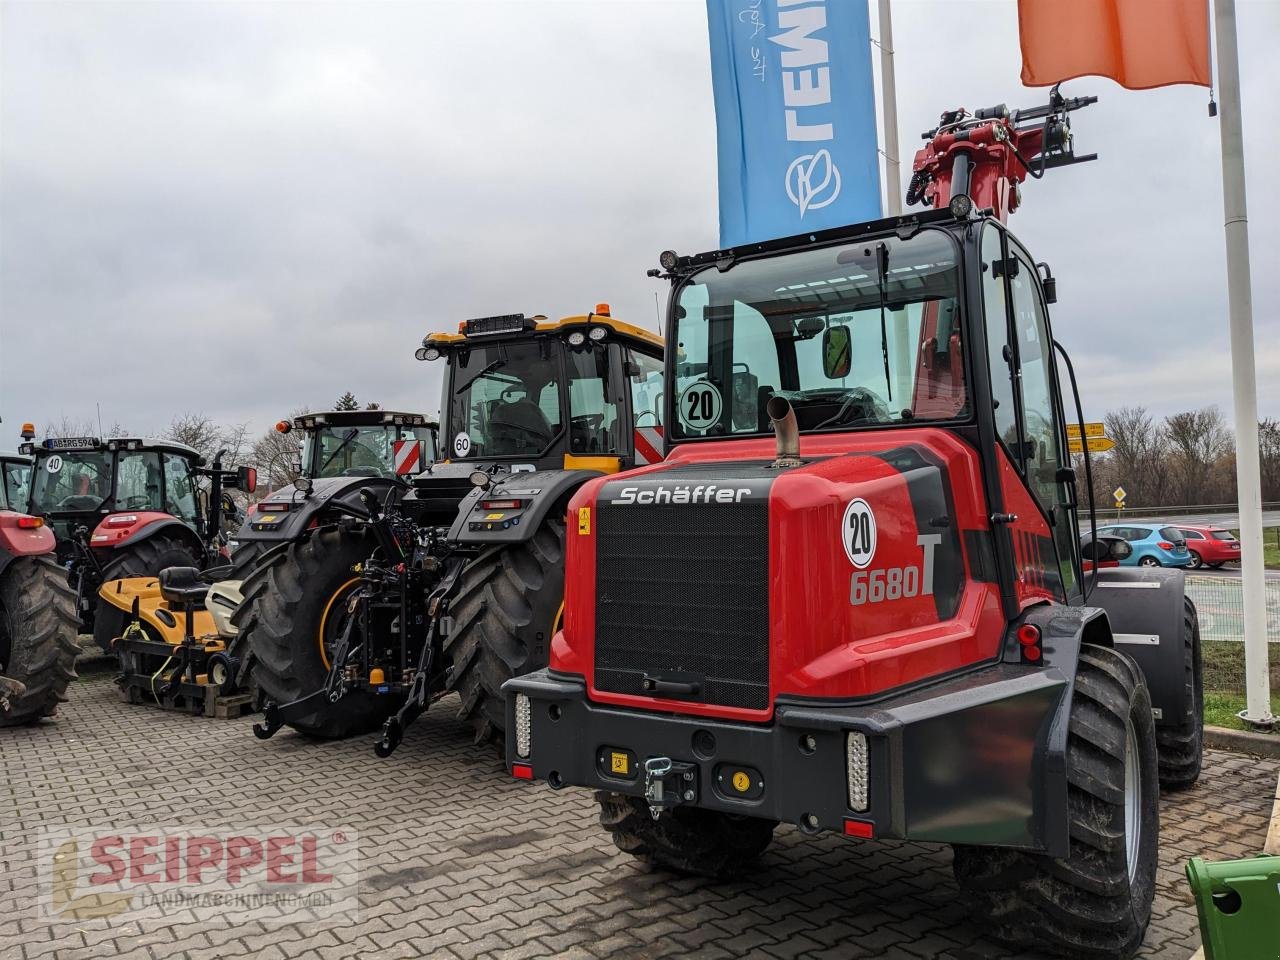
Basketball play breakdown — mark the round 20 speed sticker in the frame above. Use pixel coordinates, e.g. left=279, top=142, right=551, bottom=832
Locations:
left=842, top=498, right=877, bottom=568
left=452, top=432, right=472, bottom=458
left=678, top=381, right=722, bottom=432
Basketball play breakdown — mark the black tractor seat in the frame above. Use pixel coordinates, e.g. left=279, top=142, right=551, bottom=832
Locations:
left=158, top=567, right=210, bottom=610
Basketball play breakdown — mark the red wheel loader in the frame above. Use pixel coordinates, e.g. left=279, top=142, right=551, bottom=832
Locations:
left=504, top=88, right=1202, bottom=959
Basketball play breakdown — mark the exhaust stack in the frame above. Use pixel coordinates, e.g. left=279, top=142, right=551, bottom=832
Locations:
left=767, top=395, right=801, bottom=468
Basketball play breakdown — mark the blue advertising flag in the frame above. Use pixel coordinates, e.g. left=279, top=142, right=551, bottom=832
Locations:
left=706, top=0, right=883, bottom=247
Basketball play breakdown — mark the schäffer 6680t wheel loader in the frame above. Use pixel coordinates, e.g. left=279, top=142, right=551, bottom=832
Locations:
left=505, top=88, right=1202, bottom=960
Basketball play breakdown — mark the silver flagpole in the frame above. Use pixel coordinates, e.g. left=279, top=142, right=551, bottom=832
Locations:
left=1214, top=0, right=1273, bottom=727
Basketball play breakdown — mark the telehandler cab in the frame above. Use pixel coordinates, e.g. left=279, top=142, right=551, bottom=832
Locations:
left=235, top=309, right=664, bottom=749
left=19, top=427, right=256, bottom=652
left=505, top=88, right=1201, bottom=959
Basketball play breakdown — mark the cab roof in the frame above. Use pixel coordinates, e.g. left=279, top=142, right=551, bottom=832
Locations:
left=424, top=311, right=663, bottom=354
left=293, top=410, right=438, bottom=429
left=24, top=436, right=203, bottom=463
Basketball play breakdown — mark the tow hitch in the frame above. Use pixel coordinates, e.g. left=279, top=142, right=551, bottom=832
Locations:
left=643, top=757, right=698, bottom=819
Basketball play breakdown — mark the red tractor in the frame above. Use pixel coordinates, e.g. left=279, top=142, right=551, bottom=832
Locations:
left=0, top=482, right=78, bottom=725
left=19, top=428, right=255, bottom=651
left=505, top=88, right=1200, bottom=959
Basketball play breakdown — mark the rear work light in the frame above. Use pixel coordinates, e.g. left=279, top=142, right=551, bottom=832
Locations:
left=106, top=515, right=139, bottom=526
left=514, top=694, right=532, bottom=758
left=481, top=499, right=523, bottom=511
left=846, top=732, right=869, bottom=812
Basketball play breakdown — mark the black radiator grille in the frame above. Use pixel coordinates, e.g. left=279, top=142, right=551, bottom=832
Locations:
left=594, top=500, right=770, bottom=710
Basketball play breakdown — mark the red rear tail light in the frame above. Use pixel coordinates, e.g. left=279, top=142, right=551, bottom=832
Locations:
left=511, top=763, right=534, bottom=780
left=481, top=499, right=523, bottom=511
left=16, top=516, right=43, bottom=529
left=843, top=818, right=875, bottom=838
left=1157, top=541, right=1173, bottom=550
left=1016, top=624, right=1041, bottom=646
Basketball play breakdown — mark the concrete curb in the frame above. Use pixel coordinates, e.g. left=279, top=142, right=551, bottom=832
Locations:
left=1204, top=724, right=1280, bottom=760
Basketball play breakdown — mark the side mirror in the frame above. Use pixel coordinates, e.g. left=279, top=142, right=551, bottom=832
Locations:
left=822, top=325, right=852, bottom=379
left=1081, top=535, right=1132, bottom=563
left=232, top=466, right=258, bottom=494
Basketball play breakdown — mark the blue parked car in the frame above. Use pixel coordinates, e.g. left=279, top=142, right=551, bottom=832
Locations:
left=1095, top=524, right=1192, bottom=568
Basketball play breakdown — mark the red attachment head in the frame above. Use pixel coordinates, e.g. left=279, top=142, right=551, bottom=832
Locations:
left=907, top=86, right=1097, bottom=223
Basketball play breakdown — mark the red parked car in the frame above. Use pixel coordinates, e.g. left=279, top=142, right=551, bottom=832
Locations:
left=1178, top=525, right=1242, bottom=569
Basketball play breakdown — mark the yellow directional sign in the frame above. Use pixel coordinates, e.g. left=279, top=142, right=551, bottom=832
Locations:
left=1066, top=422, right=1107, bottom=439
left=1067, top=437, right=1116, bottom=455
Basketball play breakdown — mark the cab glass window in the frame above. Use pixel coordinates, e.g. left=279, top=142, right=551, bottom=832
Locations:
left=567, top=346, right=624, bottom=455
left=449, top=340, right=563, bottom=459
left=628, top=349, right=664, bottom=428
left=30, top=452, right=112, bottom=513
left=163, top=453, right=198, bottom=521
left=116, top=451, right=165, bottom=511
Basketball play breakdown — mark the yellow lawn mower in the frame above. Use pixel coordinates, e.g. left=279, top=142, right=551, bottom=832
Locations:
left=98, top=566, right=250, bottom=716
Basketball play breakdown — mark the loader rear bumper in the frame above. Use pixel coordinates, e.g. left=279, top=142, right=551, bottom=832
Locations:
left=505, top=665, right=1072, bottom=855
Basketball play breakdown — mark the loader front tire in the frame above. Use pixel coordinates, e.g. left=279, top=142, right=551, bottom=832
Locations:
left=0, top=557, right=79, bottom=725
left=232, top=526, right=400, bottom=738
left=596, top=792, right=776, bottom=879
left=952, top=645, right=1159, bottom=960
left=442, top=519, right=565, bottom=747
left=1154, top=596, right=1203, bottom=791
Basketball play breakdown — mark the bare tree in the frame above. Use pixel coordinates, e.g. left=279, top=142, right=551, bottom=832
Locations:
left=251, top=408, right=309, bottom=494
left=163, top=412, right=223, bottom=464
left=39, top=415, right=98, bottom=439
left=1165, top=407, right=1232, bottom=505
left=1103, top=406, right=1168, bottom=506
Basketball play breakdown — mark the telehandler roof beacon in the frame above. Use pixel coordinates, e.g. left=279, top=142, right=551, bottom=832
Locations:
left=506, top=87, right=1203, bottom=960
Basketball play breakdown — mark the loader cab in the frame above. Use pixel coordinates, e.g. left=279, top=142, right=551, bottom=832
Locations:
left=20, top=437, right=205, bottom=555
left=663, top=211, right=1083, bottom=617
left=292, top=411, right=438, bottom=480
left=0, top=454, right=32, bottom=512
left=420, top=310, right=665, bottom=476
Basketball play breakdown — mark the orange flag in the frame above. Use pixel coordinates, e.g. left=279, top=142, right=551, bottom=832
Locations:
left=1018, top=0, right=1211, bottom=89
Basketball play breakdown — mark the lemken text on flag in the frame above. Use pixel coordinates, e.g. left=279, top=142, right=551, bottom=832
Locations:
left=706, top=0, right=882, bottom=247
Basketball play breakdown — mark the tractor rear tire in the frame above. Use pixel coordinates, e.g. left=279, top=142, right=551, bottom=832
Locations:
left=92, top=532, right=202, bottom=653
left=0, top=557, right=80, bottom=725
left=442, top=519, right=565, bottom=747
left=952, top=645, right=1159, bottom=960
left=1155, top=597, right=1203, bottom=790
left=232, top=526, right=400, bottom=738
left=596, top=792, right=776, bottom=879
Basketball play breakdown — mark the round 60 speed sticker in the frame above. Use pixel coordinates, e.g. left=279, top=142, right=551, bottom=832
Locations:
left=452, top=432, right=472, bottom=458
left=842, top=498, right=877, bottom=569
left=678, top=381, right=722, bottom=432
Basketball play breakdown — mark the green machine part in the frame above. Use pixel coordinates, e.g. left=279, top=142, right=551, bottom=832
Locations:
left=1185, top=855, right=1280, bottom=959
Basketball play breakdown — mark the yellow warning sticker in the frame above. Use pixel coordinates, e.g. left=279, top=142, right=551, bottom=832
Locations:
left=261, top=515, right=276, bottom=523
left=610, top=752, right=629, bottom=775
left=731, top=771, right=751, bottom=793
left=485, top=512, right=505, bottom=520
left=578, top=507, right=591, bottom=535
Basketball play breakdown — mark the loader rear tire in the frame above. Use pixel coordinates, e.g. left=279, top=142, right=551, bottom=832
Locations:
left=92, top=532, right=202, bottom=653
left=0, top=557, right=79, bottom=725
left=596, top=792, right=776, bottom=879
left=442, top=519, right=565, bottom=747
left=232, top=526, right=400, bottom=738
left=1154, top=596, right=1203, bottom=791
left=952, top=645, right=1159, bottom=960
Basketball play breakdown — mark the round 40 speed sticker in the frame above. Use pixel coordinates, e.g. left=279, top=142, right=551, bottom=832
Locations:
left=842, top=498, right=877, bottom=569
left=45, top=455, right=63, bottom=474
left=452, top=432, right=472, bottom=458
left=678, top=381, right=722, bottom=432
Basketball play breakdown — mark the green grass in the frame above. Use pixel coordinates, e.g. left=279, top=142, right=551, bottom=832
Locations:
left=1227, top=527, right=1280, bottom=568
left=1202, top=639, right=1280, bottom=731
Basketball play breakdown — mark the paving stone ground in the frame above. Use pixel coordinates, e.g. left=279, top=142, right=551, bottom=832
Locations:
left=2, top=665, right=1276, bottom=960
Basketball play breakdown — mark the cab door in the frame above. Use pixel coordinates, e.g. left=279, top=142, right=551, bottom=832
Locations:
left=980, top=224, right=1081, bottom=606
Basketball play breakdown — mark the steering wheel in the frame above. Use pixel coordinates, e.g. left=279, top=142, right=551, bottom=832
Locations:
left=124, top=495, right=151, bottom=510
left=635, top=410, right=659, bottom=427
left=814, top=387, right=890, bottom=430
left=572, top=413, right=605, bottom=431
left=500, top=385, right=527, bottom=402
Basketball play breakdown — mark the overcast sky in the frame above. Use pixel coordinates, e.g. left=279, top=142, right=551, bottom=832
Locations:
left=2, top=0, right=1277, bottom=445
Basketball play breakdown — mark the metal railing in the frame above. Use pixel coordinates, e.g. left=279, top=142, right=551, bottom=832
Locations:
left=1186, top=575, right=1280, bottom=644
